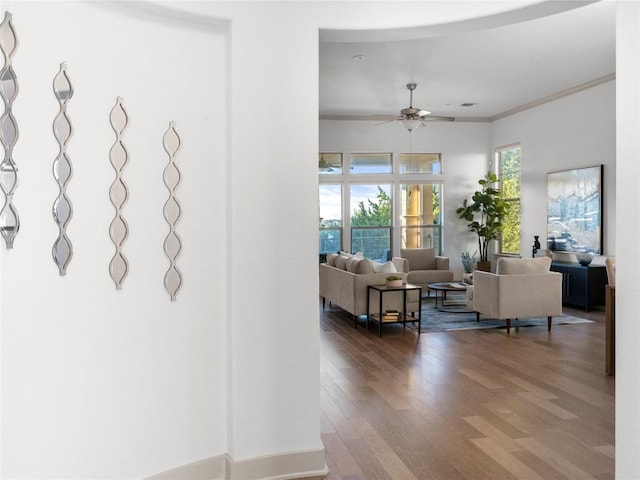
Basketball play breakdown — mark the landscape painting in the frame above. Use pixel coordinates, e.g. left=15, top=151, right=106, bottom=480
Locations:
left=547, top=165, right=602, bottom=254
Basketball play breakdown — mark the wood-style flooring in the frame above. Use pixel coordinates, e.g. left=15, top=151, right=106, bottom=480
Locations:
left=317, top=300, right=614, bottom=480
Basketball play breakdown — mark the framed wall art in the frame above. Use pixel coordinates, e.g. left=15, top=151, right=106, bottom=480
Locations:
left=547, top=165, right=603, bottom=255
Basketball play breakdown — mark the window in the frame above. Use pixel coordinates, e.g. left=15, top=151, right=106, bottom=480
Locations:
left=318, top=152, right=342, bottom=174
left=350, top=153, right=392, bottom=174
left=399, top=153, right=441, bottom=174
left=319, top=185, right=342, bottom=255
left=400, top=183, right=442, bottom=255
left=497, top=145, right=521, bottom=255
left=350, top=184, right=391, bottom=261
left=318, top=151, right=443, bottom=260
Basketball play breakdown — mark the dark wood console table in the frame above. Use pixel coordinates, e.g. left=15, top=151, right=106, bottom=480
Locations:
left=550, top=261, right=607, bottom=312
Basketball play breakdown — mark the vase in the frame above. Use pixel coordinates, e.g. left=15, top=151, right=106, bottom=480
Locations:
left=386, top=279, right=403, bottom=287
left=463, top=272, right=473, bottom=284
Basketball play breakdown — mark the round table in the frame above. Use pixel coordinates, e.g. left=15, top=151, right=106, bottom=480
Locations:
left=427, top=282, right=472, bottom=313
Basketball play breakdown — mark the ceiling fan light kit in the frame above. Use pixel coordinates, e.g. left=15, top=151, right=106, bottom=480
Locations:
left=400, top=118, right=422, bottom=132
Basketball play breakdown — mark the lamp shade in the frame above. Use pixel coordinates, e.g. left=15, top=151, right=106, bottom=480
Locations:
left=400, top=119, right=422, bottom=132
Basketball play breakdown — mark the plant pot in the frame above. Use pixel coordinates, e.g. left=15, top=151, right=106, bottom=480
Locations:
left=476, top=261, right=491, bottom=272
left=463, top=272, right=473, bottom=284
left=386, top=279, right=403, bottom=288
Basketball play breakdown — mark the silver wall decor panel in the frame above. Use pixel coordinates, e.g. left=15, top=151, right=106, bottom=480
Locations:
left=109, top=97, right=129, bottom=289
left=162, top=122, right=182, bottom=301
left=52, top=62, right=73, bottom=275
left=0, top=11, right=19, bottom=249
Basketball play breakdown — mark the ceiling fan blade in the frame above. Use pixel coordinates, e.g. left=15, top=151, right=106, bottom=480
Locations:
left=374, top=118, right=397, bottom=126
left=421, top=115, right=456, bottom=122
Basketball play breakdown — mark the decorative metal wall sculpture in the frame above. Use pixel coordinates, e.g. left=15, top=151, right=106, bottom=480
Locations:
left=162, top=122, right=182, bottom=300
left=52, top=62, right=73, bottom=275
left=0, top=11, right=19, bottom=249
left=109, top=97, right=129, bottom=289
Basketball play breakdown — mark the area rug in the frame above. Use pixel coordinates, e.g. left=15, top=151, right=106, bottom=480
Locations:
left=407, top=293, right=594, bottom=333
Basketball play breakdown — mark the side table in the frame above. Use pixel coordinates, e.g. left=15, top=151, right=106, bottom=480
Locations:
left=366, top=283, right=422, bottom=337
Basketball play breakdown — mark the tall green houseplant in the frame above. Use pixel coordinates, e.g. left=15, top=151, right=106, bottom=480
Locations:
left=456, top=171, right=511, bottom=264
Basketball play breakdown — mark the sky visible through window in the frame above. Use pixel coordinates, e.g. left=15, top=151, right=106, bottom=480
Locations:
left=320, top=184, right=392, bottom=223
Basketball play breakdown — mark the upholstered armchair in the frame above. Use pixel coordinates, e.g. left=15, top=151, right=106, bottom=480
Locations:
left=393, top=248, right=454, bottom=291
left=466, top=256, right=563, bottom=334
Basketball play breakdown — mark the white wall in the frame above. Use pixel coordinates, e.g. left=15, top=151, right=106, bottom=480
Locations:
left=615, top=2, right=640, bottom=477
left=219, top=3, right=323, bottom=463
left=1, top=1, right=328, bottom=478
left=492, top=81, right=616, bottom=257
left=1, top=2, right=228, bottom=477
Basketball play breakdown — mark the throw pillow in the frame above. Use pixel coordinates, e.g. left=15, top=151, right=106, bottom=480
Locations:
left=346, top=257, right=361, bottom=273
left=335, top=255, right=350, bottom=270
left=372, top=260, right=397, bottom=273
left=326, top=253, right=339, bottom=266
left=356, top=258, right=375, bottom=274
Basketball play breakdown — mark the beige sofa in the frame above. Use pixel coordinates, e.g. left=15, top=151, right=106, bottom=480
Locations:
left=320, top=252, right=420, bottom=322
left=466, top=256, right=563, bottom=334
left=393, top=248, right=454, bottom=291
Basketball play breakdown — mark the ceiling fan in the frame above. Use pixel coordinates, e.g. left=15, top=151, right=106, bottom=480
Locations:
left=377, top=83, right=454, bottom=131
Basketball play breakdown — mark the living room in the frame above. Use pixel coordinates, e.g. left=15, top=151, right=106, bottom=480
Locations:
left=317, top=4, right=617, bottom=476
left=0, top=2, right=637, bottom=480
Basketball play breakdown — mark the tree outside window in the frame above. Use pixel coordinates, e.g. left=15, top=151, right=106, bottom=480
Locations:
left=350, top=185, right=391, bottom=261
left=498, top=145, right=521, bottom=255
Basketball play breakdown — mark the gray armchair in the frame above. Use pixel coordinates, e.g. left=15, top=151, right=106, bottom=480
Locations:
left=393, top=248, right=454, bottom=291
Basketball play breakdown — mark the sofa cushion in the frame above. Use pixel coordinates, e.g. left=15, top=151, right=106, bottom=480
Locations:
left=372, top=260, right=397, bottom=273
left=357, top=258, right=375, bottom=274
left=335, top=254, right=350, bottom=270
left=326, top=253, right=339, bottom=266
left=402, top=248, right=436, bottom=270
left=345, top=257, right=376, bottom=274
left=346, top=257, right=361, bottom=273
left=496, top=256, right=551, bottom=275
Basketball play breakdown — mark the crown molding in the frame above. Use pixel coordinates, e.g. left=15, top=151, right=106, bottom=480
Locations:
left=320, top=73, right=616, bottom=124
left=489, top=73, right=616, bottom=121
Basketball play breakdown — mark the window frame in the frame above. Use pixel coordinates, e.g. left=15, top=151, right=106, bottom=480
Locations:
left=496, top=143, right=521, bottom=255
left=319, top=151, right=444, bottom=259
left=399, top=181, right=443, bottom=255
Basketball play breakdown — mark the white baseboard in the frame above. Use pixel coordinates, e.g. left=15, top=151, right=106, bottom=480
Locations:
left=227, top=448, right=328, bottom=480
left=146, top=455, right=226, bottom=479
left=146, top=448, right=328, bottom=480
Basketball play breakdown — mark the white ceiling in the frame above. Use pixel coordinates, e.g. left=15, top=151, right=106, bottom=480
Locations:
left=319, top=1, right=616, bottom=122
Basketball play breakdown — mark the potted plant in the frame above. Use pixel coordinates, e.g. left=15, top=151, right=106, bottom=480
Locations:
left=460, top=250, right=477, bottom=283
left=456, top=171, right=511, bottom=271
left=386, top=275, right=403, bottom=287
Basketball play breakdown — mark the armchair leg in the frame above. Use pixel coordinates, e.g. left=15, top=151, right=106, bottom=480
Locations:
left=322, top=296, right=325, bottom=309
left=506, top=318, right=511, bottom=334
left=476, top=312, right=480, bottom=322
left=548, top=316, right=552, bottom=331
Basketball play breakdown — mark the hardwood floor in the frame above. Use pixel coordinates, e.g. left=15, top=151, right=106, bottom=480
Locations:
left=318, top=301, right=614, bottom=480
